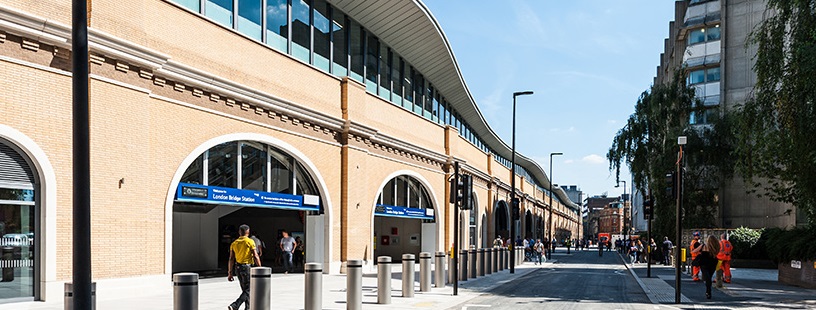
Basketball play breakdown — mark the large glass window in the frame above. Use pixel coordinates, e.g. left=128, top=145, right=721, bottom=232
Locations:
left=688, top=69, right=705, bottom=85
left=241, top=143, right=266, bottom=191
left=181, top=154, right=204, bottom=185
left=291, top=0, right=311, bottom=62
left=706, top=67, right=720, bottom=82
left=265, top=0, right=288, bottom=52
left=331, top=13, right=347, bottom=76
left=379, top=45, right=391, bottom=100
left=208, top=143, right=237, bottom=188
left=0, top=198, right=34, bottom=298
left=313, top=0, right=331, bottom=72
left=688, top=28, right=706, bottom=45
left=707, top=25, right=721, bottom=41
left=269, top=151, right=293, bottom=193
left=237, top=0, right=262, bottom=41
left=390, top=52, right=402, bottom=106
left=413, top=71, right=424, bottom=115
left=424, top=83, right=434, bottom=120
left=205, top=0, right=233, bottom=28
left=378, top=176, right=433, bottom=213
left=432, top=88, right=440, bottom=123
left=403, top=64, right=413, bottom=109
left=349, top=21, right=364, bottom=83
left=174, top=0, right=200, bottom=11
left=365, top=33, right=379, bottom=93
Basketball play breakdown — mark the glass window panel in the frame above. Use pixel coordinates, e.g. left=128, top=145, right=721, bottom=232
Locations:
left=241, top=143, right=266, bottom=191
left=395, top=177, right=408, bottom=207
left=265, top=0, right=288, bottom=52
left=181, top=154, right=204, bottom=185
left=205, top=0, right=233, bottom=28
left=365, top=33, right=379, bottom=93
left=688, top=69, right=705, bottom=85
left=378, top=45, right=391, bottom=100
left=349, top=21, right=364, bottom=83
left=407, top=178, right=420, bottom=209
left=442, top=99, right=450, bottom=125
left=707, top=25, right=721, bottom=41
left=432, top=88, right=440, bottom=123
left=706, top=67, right=720, bottom=82
left=237, top=0, right=262, bottom=40
left=382, top=179, right=395, bottom=206
left=291, top=0, right=311, bottom=62
left=390, top=52, right=402, bottom=105
left=295, top=162, right=319, bottom=196
left=424, top=83, right=433, bottom=119
left=403, top=64, right=413, bottom=108
left=269, top=150, right=293, bottom=193
left=312, top=0, right=331, bottom=72
left=420, top=186, right=433, bottom=211
left=207, top=142, right=237, bottom=188
left=413, top=71, right=424, bottom=114
left=0, top=203, right=35, bottom=298
left=331, top=12, right=347, bottom=76
left=688, top=28, right=705, bottom=45
left=174, top=0, right=200, bottom=11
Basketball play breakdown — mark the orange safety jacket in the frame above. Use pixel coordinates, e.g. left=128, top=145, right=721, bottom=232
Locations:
left=690, top=239, right=701, bottom=258
left=717, top=239, right=732, bottom=260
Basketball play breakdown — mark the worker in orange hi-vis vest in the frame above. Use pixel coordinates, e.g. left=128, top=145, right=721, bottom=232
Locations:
left=690, top=231, right=702, bottom=281
left=718, top=233, right=733, bottom=283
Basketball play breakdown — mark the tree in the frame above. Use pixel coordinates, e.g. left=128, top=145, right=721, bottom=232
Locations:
left=736, top=0, right=816, bottom=226
left=608, top=70, right=733, bottom=241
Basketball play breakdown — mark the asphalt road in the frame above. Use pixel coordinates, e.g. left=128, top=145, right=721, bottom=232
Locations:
left=449, top=248, right=662, bottom=310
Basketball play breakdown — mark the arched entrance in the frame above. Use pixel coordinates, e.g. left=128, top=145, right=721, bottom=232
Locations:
left=0, top=138, right=38, bottom=301
left=373, top=174, right=436, bottom=262
left=170, top=139, right=329, bottom=275
left=494, top=200, right=509, bottom=240
left=468, top=191, right=478, bottom=248
left=524, top=210, right=533, bottom=239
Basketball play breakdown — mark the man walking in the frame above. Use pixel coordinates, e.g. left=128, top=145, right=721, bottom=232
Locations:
left=690, top=232, right=702, bottom=281
left=533, top=239, right=545, bottom=265
left=662, top=236, right=673, bottom=266
left=717, top=233, right=733, bottom=283
left=280, top=230, right=297, bottom=274
left=228, top=224, right=261, bottom=310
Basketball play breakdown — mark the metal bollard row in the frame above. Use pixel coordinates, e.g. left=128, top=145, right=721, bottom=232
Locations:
left=468, top=248, right=477, bottom=279
left=435, top=251, right=446, bottom=288
left=249, top=267, right=271, bottom=310
left=377, top=256, right=392, bottom=304
left=419, top=252, right=431, bottom=292
left=304, top=263, right=322, bottom=310
left=459, top=249, right=468, bottom=281
left=477, top=248, right=485, bottom=277
left=347, top=260, right=362, bottom=310
left=173, top=273, right=198, bottom=310
left=402, top=254, right=415, bottom=298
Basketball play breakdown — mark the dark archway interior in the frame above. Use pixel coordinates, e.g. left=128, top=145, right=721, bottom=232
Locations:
left=494, top=202, right=509, bottom=239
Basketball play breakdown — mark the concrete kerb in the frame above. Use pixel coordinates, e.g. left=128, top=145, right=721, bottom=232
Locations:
left=617, top=252, right=692, bottom=305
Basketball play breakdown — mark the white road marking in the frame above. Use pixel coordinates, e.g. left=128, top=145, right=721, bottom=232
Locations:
left=462, top=304, right=491, bottom=310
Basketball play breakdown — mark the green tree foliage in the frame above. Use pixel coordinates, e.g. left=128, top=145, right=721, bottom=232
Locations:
left=730, top=226, right=766, bottom=259
left=735, top=0, right=816, bottom=225
left=607, top=70, right=734, bottom=241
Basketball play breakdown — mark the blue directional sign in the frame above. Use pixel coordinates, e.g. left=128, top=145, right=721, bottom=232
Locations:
left=176, top=182, right=318, bottom=211
left=375, top=204, right=434, bottom=220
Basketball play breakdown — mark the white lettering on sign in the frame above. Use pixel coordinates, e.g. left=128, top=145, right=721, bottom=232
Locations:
left=791, top=260, right=802, bottom=269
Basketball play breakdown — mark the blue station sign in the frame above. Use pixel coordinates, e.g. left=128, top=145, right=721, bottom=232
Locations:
left=375, top=204, right=434, bottom=220
left=176, top=182, right=319, bottom=211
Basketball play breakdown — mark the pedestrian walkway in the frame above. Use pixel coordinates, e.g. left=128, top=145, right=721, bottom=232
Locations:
left=0, top=260, right=550, bottom=310
left=619, top=253, right=816, bottom=309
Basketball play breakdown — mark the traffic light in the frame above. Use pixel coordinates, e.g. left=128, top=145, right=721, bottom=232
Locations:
left=449, top=174, right=473, bottom=209
left=460, top=175, right=473, bottom=210
left=665, top=171, right=676, bottom=199
left=643, top=195, right=653, bottom=219
left=511, top=197, right=520, bottom=220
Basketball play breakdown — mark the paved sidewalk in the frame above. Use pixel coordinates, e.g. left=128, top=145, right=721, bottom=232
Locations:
left=0, top=261, right=548, bottom=310
left=619, top=254, right=816, bottom=309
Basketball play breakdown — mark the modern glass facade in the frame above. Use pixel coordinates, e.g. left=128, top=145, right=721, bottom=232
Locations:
left=170, top=0, right=567, bottom=206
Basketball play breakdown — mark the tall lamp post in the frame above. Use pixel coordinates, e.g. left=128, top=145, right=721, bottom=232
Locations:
left=547, top=152, right=562, bottom=260
left=509, top=90, right=533, bottom=274
left=616, top=180, right=627, bottom=241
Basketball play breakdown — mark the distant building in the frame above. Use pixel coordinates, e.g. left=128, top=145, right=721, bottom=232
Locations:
left=560, top=185, right=583, bottom=206
left=583, top=195, right=620, bottom=241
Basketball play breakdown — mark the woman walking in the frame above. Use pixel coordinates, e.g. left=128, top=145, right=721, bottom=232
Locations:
left=693, top=235, right=720, bottom=299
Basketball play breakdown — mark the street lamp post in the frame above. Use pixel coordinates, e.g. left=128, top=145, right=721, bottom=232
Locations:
left=510, top=91, right=533, bottom=274
left=547, top=152, right=562, bottom=260
left=616, top=180, right=627, bottom=241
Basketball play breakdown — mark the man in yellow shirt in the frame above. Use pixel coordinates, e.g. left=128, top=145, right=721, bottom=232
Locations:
left=227, top=224, right=261, bottom=310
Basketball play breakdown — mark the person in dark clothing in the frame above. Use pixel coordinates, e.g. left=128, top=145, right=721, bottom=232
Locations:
left=693, top=235, right=721, bottom=299
left=662, top=237, right=673, bottom=265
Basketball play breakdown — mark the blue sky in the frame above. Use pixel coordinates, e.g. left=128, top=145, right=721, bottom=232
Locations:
left=424, top=1, right=677, bottom=199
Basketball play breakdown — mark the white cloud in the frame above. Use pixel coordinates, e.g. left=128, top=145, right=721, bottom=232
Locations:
left=607, top=120, right=617, bottom=124
left=582, top=154, right=606, bottom=165
left=564, top=159, right=575, bottom=164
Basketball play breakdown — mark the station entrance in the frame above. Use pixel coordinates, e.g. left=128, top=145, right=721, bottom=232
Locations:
left=494, top=201, right=509, bottom=241
left=373, top=174, right=436, bottom=262
left=171, top=141, right=324, bottom=275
